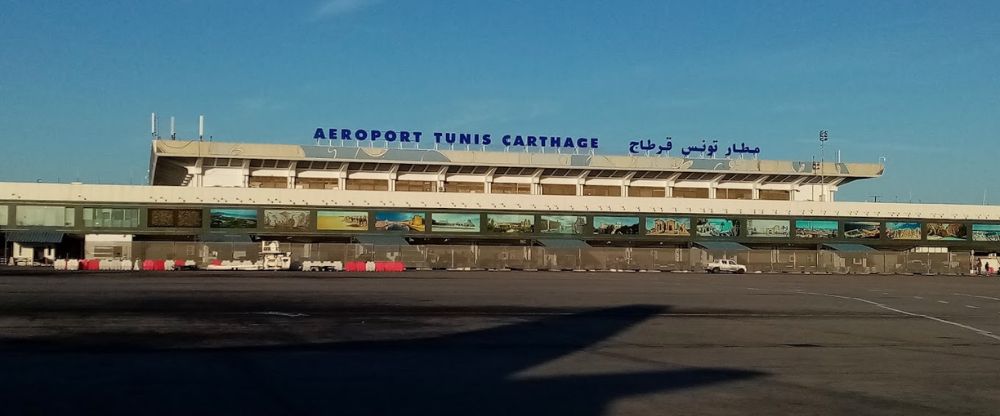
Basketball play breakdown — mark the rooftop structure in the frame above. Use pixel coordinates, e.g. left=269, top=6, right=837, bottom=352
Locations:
left=150, top=140, right=885, bottom=202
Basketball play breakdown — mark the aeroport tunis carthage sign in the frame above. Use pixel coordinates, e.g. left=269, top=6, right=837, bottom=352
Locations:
left=313, top=127, right=762, bottom=157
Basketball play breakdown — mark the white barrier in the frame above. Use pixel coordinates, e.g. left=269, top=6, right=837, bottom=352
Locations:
left=67, top=259, right=79, bottom=271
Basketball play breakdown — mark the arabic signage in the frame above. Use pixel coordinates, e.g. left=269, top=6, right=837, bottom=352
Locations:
left=313, top=127, right=761, bottom=157
left=627, top=137, right=760, bottom=157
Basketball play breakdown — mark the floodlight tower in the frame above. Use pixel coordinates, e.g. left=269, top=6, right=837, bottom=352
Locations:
left=819, top=130, right=829, bottom=201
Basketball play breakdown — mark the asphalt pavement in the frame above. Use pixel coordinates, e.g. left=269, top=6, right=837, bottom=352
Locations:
left=1, top=269, right=998, bottom=415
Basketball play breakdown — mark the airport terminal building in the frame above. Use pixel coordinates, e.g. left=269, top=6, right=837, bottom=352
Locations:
left=2, top=136, right=1000, bottom=268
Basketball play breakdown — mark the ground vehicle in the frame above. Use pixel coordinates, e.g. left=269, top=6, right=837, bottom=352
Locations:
left=706, top=259, right=747, bottom=274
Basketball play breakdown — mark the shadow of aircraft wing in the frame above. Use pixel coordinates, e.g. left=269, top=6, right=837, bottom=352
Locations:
left=329, top=304, right=671, bottom=377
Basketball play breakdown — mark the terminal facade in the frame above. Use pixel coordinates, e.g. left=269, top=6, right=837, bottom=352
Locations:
left=2, top=139, right=1000, bottom=263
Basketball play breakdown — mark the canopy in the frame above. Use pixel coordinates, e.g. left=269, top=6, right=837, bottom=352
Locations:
left=355, top=235, right=410, bottom=246
left=537, top=238, right=591, bottom=249
left=694, top=241, right=751, bottom=251
left=3, top=231, right=65, bottom=244
left=823, top=243, right=876, bottom=252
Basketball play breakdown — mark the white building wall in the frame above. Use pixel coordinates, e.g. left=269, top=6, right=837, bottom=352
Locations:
left=3, top=182, right=1000, bottom=221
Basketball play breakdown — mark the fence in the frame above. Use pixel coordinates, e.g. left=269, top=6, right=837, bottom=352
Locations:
left=102, top=242, right=976, bottom=275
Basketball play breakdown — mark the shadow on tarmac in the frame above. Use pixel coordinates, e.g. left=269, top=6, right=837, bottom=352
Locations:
left=0, top=305, right=764, bottom=415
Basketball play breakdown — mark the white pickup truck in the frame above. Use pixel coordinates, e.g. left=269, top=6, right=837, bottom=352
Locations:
left=706, top=259, right=747, bottom=274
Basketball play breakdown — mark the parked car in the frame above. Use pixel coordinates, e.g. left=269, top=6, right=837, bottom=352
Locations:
left=706, top=259, right=747, bottom=274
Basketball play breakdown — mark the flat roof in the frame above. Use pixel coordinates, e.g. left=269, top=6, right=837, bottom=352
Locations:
left=151, top=140, right=884, bottom=178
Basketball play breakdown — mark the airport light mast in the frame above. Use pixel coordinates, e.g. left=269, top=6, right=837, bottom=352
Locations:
left=819, top=130, right=829, bottom=201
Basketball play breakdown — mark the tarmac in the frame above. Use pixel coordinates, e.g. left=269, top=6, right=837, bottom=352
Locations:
left=1, top=269, right=999, bottom=415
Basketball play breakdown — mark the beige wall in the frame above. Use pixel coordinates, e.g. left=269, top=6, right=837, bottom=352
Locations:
left=3, top=181, right=1000, bottom=221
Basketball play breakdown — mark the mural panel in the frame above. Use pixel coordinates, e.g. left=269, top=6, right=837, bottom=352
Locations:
left=795, top=220, right=837, bottom=238
left=886, top=222, right=921, bottom=240
left=317, top=211, right=369, bottom=231
left=926, top=223, right=967, bottom=241
left=593, top=216, right=640, bottom=235
left=486, top=214, right=534, bottom=233
left=972, top=224, right=1000, bottom=242
left=696, top=218, right=740, bottom=237
left=645, top=217, right=691, bottom=236
left=210, top=209, right=258, bottom=229
left=747, top=219, right=790, bottom=238
left=431, top=213, right=481, bottom=233
left=844, top=222, right=881, bottom=239
left=539, top=215, right=587, bottom=234
left=263, top=209, right=310, bottom=231
left=374, top=212, right=426, bottom=232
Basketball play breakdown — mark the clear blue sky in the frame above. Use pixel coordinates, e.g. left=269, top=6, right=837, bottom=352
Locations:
left=1, top=0, right=998, bottom=203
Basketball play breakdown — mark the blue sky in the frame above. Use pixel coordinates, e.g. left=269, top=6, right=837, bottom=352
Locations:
left=1, top=0, right=998, bottom=203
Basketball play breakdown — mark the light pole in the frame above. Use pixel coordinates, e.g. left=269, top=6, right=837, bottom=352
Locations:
left=819, top=130, right=829, bottom=201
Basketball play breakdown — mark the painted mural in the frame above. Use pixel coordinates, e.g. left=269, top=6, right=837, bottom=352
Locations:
left=645, top=217, right=691, bottom=236
left=539, top=215, right=587, bottom=234
left=795, top=220, right=837, bottom=238
left=747, top=219, right=790, bottom=238
left=844, top=222, right=881, bottom=239
left=374, top=212, right=426, bottom=232
left=926, top=223, right=967, bottom=241
left=486, top=214, right=534, bottom=233
left=886, top=222, right=921, bottom=240
left=972, top=224, right=1000, bottom=242
left=593, top=216, right=640, bottom=235
left=262, top=209, right=310, bottom=231
left=210, top=209, right=258, bottom=229
left=317, top=211, right=369, bottom=231
left=696, top=218, right=740, bottom=237
left=431, top=213, right=481, bottom=233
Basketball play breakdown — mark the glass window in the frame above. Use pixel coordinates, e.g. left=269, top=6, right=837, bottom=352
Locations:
left=15, top=206, right=75, bottom=227
left=0, top=206, right=7, bottom=226
left=84, top=208, right=140, bottom=228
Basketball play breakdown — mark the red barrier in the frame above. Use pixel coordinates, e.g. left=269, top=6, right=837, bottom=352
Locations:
left=152, top=259, right=165, bottom=271
left=373, top=261, right=405, bottom=272
left=142, top=260, right=154, bottom=271
left=345, top=261, right=366, bottom=272
left=210, top=259, right=222, bottom=266
left=82, top=259, right=98, bottom=271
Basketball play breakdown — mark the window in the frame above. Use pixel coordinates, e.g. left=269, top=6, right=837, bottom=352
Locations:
left=444, top=182, right=485, bottom=193
left=583, top=185, right=621, bottom=197
left=249, top=177, right=287, bottom=189
left=672, top=187, right=709, bottom=199
left=396, top=180, right=434, bottom=192
left=345, top=179, right=389, bottom=191
left=83, top=208, right=140, bottom=228
left=15, top=206, right=75, bottom=227
left=297, top=178, right=338, bottom=190
left=628, top=187, right=665, bottom=198
left=759, top=190, right=791, bottom=200
left=717, top=189, right=752, bottom=200
left=541, top=184, right=576, bottom=195
left=0, top=206, right=7, bottom=226
left=491, top=183, right=531, bottom=194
